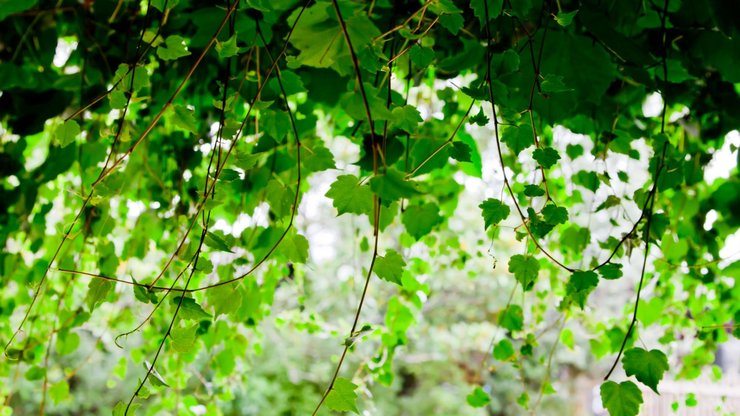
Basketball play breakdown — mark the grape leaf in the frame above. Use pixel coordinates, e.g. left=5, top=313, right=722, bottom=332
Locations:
left=466, top=386, right=491, bottom=407
left=374, top=250, right=406, bottom=285
left=157, top=35, right=191, bottom=60
left=55, top=120, right=80, bottom=148
left=402, top=203, right=443, bottom=240
left=369, top=168, right=420, bottom=206
left=479, top=198, right=510, bottom=230
left=622, top=348, right=669, bottom=393
left=499, top=304, right=523, bottom=331
left=508, top=255, right=540, bottom=290
left=565, top=271, right=599, bottom=309
left=600, top=381, right=643, bottom=416
left=325, top=175, right=373, bottom=216
left=532, top=147, right=561, bottom=169
left=325, top=377, right=359, bottom=414
left=493, top=339, right=515, bottom=361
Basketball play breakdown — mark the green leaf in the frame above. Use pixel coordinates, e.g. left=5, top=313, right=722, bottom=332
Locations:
left=493, top=339, right=515, bottom=361
left=409, top=44, right=434, bottom=67
left=540, top=74, right=572, bottom=93
left=542, top=204, right=568, bottom=225
left=325, top=377, right=359, bottom=414
left=470, top=0, right=503, bottom=25
left=600, top=381, right=643, bottom=416
left=369, top=168, right=420, bottom=206
left=402, top=203, right=443, bottom=240
left=469, top=108, right=489, bottom=126
left=173, top=296, right=211, bottom=320
left=56, top=331, right=80, bottom=356
left=157, top=35, right=191, bottom=60
left=554, top=10, right=579, bottom=26
left=374, top=250, right=406, bottom=285
left=499, top=304, right=524, bottom=332
left=598, top=263, right=623, bottom=280
left=325, top=175, right=373, bottom=216
left=143, top=361, right=170, bottom=388
left=55, top=120, right=80, bottom=148
left=565, top=271, right=599, bottom=309
left=0, top=0, right=38, bottom=22
left=466, top=386, right=491, bottom=407
left=502, top=126, right=533, bottom=155
left=479, top=198, right=510, bottom=230
left=86, top=279, right=113, bottom=311
left=278, top=232, right=309, bottom=263
left=524, top=184, right=546, bottom=197
left=622, top=348, right=669, bottom=393
left=206, top=283, right=243, bottom=317
left=508, top=255, right=540, bottom=290
left=216, top=34, right=239, bottom=58
left=170, top=323, right=199, bottom=353
left=391, top=105, right=423, bottom=132
left=49, top=380, right=70, bottom=404
left=205, top=231, right=234, bottom=253
left=532, top=147, right=561, bottom=169
left=169, top=104, right=198, bottom=134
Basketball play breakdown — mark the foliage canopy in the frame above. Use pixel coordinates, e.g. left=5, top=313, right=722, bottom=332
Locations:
left=1, top=0, right=739, bottom=415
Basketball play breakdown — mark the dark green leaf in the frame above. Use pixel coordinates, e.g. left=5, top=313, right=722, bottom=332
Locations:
left=622, top=348, right=669, bottom=393
left=600, top=381, right=643, bottom=416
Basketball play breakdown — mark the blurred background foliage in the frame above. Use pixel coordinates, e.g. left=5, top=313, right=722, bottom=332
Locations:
left=0, top=0, right=739, bottom=415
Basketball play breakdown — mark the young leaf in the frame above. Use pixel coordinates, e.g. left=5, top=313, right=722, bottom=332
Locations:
left=498, top=304, right=524, bottom=332
left=466, top=386, right=491, bottom=407
left=508, top=255, right=540, bottom=290
left=600, top=381, right=643, bottom=416
left=479, top=198, right=510, bottom=230
left=622, top=348, right=669, bottom=393
left=374, top=250, right=406, bottom=285
left=55, top=120, right=80, bottom=148
left=157, top=35, right=191, bottom=60
left=325, top=377, right=359, bottom=414
left=493, top=339, right=515, bottom=361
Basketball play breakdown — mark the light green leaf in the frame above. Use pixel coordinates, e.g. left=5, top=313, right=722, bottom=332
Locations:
left=600, top=381, right=643, bottom=416
left=498, top=304, right=523, bottom=332
left=555, top=10, right=579, bottom=26
left=466, top=386, right=491, bottom=407
left=374, top=250, right=406, bottom=285
left=622, top=348, right=669, bottom=393
left=55, top=120, right=80, bottom=148
left=325, top=377, right=359, bottom=414
left=157, top=35, right=191, bottom=60
left=206, top=283, right=243, bottom=317
left=86, top=279, right=113, bottom=311
left=392, top=105, right=423, bottom=133
left=169, top=104, right=198, bottom=134
left=216, top=34, right=239, bottom=58
left=205, top=231, right=234, bottom=253
left=173, top=296, right=211, bottom=320
left=170, top=323, right=199, bottom=353
left=493, top=339, right=515, bottom=361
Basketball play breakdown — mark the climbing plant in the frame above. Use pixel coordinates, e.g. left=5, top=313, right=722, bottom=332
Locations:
left=1, top=0, right=739, bottom=415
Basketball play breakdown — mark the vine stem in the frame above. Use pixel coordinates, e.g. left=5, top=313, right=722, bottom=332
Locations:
left=604, top=0, right=671, bottom=381
left=312, top=0, right=382, bottom=414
